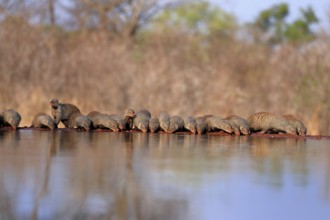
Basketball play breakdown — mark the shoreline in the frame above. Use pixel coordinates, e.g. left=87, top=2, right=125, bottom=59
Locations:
left=1, top=127, right=329, bottom=140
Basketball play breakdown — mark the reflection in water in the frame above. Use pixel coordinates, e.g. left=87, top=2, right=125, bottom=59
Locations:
left=0, top=130, right=329, bottom=220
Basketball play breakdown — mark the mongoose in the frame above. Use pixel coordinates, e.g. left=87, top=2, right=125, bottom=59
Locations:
left=87, top=111, right=119, bottom=131
left=124, top=108, right=136, bottom=130
left=195, top=117, right=207, bottom=134
left=133, top=113, right=149, bottom=133
left=68, top=113, right=92, bottom=131
left=109, top=114, right=126, bottom=131
left=158, top=111, right=170, bottom=132
left=226, top=120, right=241, bottom=135
left=1, top=109, right=21, bottom=129
left=50, top=98, right=81, bottom=127
left=168, top=116, right=184, bottom=133
left=205, top=116, right=233, bottom=134
left=183, top=116, right=197, bottom=133
left=149, top=118, right=160, bottom=133
left=283, top=114, right=307, bottom=136
left=248, top=112, right=296, bottom=135
left=226, top=115, right=250, bottom=135
left=31, top=112, right=56, bottom=129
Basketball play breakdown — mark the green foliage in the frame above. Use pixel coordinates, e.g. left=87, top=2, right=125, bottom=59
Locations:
left=254, top=3, right=318, bottom=45
left=151, top=0, right=237, bottom=35
left=284, top=6, right=318, bottom=42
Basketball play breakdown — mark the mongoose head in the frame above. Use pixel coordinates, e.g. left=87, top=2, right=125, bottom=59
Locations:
left=44, top=117, right=55, bottom=129
left=285, top=125, right=296, bottom=135
left=232, top=126, right=241, bottom=135
left=222, top=120, right=234, bottom=134
left=138, top=122, right=148, bottom=133
left=149, top=118, right=159, bottom=133
left=196, top=124, right=206, bottom=134
left=50, top=98, right=59, bottom=109
left=229, top=122, right=240, bottom=135
left=8, top=116, right=21, bottom=129
left=168, top=123, right=179, bottom=133
left=48, top=122, right=55, bottom=130
left=107, top=119, right=119, bottom=132
left=187, top=124, right=197, bottom=134
left=117, top=120, right=126, bottom=131
left=78, top=116, right=92, bottom=131
left=160, top=121, right=170, bottom=133
left=124, top=108, right=136, bottom=118
left=297, top=126, right=307, bottom=136
left=240, top=126, right=250, bottom=135
left=3, top=110, right=21, bottom=129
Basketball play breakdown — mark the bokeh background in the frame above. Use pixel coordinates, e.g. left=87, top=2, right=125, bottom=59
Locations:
left=0, top=0, right=329, bottom=135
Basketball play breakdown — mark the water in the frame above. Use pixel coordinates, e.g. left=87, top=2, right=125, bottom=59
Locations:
left=0, top=130, right=329, bottom=220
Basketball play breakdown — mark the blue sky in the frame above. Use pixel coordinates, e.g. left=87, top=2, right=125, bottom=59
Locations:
left=209, top=0, right=329, bottom=29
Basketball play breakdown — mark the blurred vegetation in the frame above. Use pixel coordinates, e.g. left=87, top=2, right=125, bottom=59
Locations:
left=253, top=3, right=319, bottom=44
left=0, top=0, right=329, bottom=135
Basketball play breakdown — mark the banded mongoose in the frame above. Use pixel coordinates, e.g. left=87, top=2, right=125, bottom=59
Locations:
left=158, top=111, right=170, bottom=132
left=183, top=116, right=197, bottom=134
left=31, top=113, right=56, bottom=129
left=1, top=109, right=21, bottom=129
left=50, top=98, right=81, bottom=127
left=247, top=112, right=296, bottom=135
left=109, top=114, right=126, bottom=131
left=68, top=113, right=92, bottom=131
left=195, top=117, right=207, bottom=134
left=124, top=108, right=136, bottom=130
left=168, top=116, right=184, bottom=133
left=149, top=118, right=160, bottom=133
left=205, top=116, right=234, bottom=134
left=87, top=111, right=119, bottom=132
left=227, top=120, right=241, bottom=135
left=226, top=115, right=250, bottom=135
left=283, top=114, right=307, bottom=136
left=133, top=110, right=151, bottom=133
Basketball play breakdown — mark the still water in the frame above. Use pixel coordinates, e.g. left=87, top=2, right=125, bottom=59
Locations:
left=0, top=130, right=329, bottom=220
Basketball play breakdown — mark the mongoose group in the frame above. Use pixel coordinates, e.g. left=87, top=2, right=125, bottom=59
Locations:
left=0, top=98, right=307, bottom=136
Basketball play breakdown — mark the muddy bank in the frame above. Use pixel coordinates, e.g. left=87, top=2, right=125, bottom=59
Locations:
left=1, top=126, right=329, bottom=140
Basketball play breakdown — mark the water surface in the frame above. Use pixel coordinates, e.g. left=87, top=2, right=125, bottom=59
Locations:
left=0, top=130, right=329, bottom=220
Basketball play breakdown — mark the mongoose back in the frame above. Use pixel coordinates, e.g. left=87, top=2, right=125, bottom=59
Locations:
left=283, top=114, right=307, bottom=136
left=87, top=111, right=119, bottom=131
left=149, top=118, right=160, bottom=133
left=248, top=112, right=296, bottom=135
left=168, top=116, right=184, bottom=133
left=183, top=116, right=197, bottom=133
left=1, top=109, right=21, bottom=129
left=69, top=113, right=92, bottom=131
left=158, top=111, right=170, bottom=132
left=137, top=109, right=151, bottom=119
left=31, top=112, right=56, bottom=129
left=124, top=108, right=136, bottom=130
left=133, top=113, right=149, bottom=133
left=205, top=116, right=233, bottom=134
left=195, top=117, right=207, bottom=134
left=226, top=115, right=250, bottom=135
left=109, top=114, right=126, bottom=131
left=50, top=98, right=81, bottom=127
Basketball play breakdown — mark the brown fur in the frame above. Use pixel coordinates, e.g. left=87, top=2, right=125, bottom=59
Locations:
left=248, top=112, right=296, bottom=135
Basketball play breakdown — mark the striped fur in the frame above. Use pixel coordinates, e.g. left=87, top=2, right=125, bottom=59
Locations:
left=248, top=112, right=295, bottom=134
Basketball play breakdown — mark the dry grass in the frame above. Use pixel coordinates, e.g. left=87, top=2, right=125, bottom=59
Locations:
left=0, top=19, right=329, bottom=134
